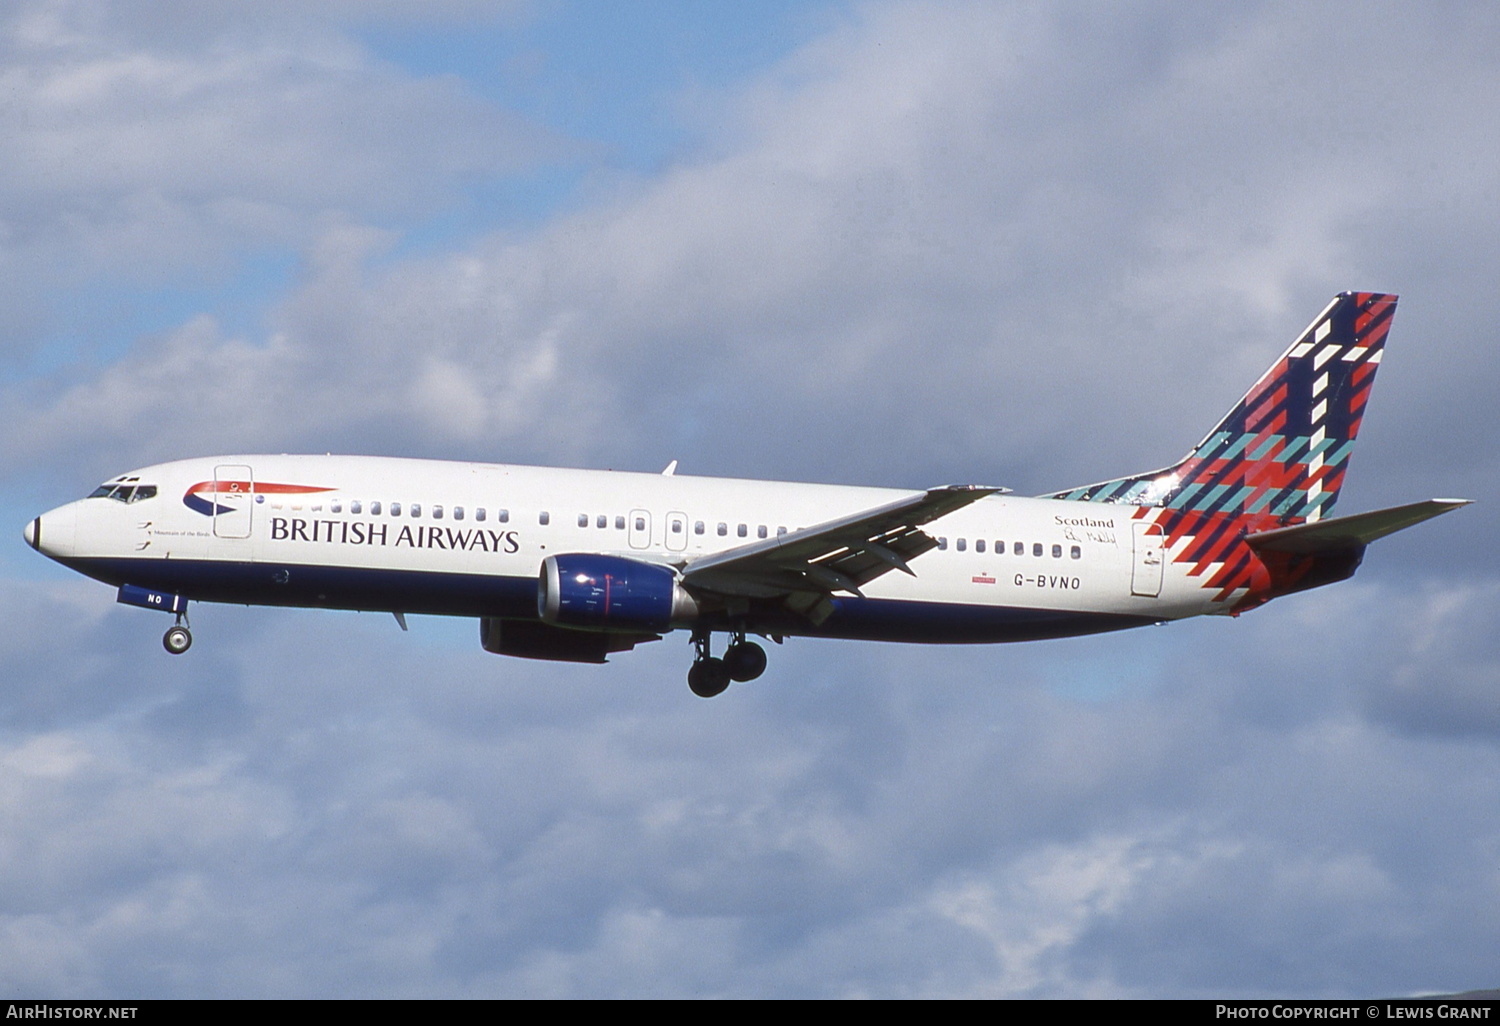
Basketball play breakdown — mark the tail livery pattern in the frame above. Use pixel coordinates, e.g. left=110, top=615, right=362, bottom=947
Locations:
left=1048, top=292, right=1399, bottom=612
left=1049, top=291, right=1396, bottom=523
left=1126, top=503, right=1359, bottom=612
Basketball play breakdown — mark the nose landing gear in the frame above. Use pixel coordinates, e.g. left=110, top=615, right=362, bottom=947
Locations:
left=163, top=612, right=192, bottom=655
left=116, top=585, right=193, bottom=655
left=687, top=630, right=767, bottom=697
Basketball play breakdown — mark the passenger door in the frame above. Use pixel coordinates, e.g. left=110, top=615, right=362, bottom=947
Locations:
left=1131, top=521, right=1163, bottom=598
left=213, top=464, right=254, bottom=540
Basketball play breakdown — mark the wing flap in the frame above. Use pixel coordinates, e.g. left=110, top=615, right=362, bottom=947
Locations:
left=812, top=524, right=934, bottom=589
left=682, top=484, right=1004, bottom=603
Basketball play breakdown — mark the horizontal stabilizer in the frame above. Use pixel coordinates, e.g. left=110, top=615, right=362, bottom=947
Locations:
left=1245, top=499, right=1472, bottom=555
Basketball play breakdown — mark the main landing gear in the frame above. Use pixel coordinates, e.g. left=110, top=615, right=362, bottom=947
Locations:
left=687, top=630, right=767, bottom=698
left=163, top=612, right=192, bottom=655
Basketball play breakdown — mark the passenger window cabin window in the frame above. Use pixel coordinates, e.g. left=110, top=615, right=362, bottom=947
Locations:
left=331, top=500, right=342, bottom=514
left=956, top=538, right=967, bottom=552
left=975, top=539, right=985, bottom=553
left=411, top=504, right=421, bottom=518
left=1033, top=543, right=1043, bottom=557
left=777, top=527, right=787, bottom=536
left=597, top=515, right=607, bottom=529
left=433, top=506, right=443, bottom=519
left=390, top=502, right=401, bottom=516
left=1052, top=544, right=1062, bottom=558
left=539, top=511, right=549, bottom=526
left=1071, top=545, right=1081, bottom=559
left=757, top=525, right=767, bottom=539
left=737, top=524, right=748, bottom=538
left=718, top=523, right=728, bottom=537
left=672, top=520, right=683, bottom=534
left=474, top=508, right=485, bottom=522
left=578, top=514, right=589, bottom=528
left=498, top=509, right=509, bottom=523
left=1014, top=542, right=1023, bottom=556
left=937, top=537, right=948, bottom=551
left=615, top=515, right=625, bottom=530
left=351, top=500, right=362, bottom=514
left=635, top=516, right=646, bottom=531
left=370, top=501, right=382, bottom=515
left=454, top=507, right=464, bottom=521
left=694, top=521, right=705, bottom=535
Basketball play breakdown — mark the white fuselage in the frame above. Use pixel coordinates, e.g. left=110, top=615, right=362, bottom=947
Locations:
left=29, top=454, right=1220, bottom=646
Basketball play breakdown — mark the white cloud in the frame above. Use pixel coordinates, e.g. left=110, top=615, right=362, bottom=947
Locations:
left=932, top=833, right=1160, bottom=998
left=0, top=0, right=569, bottom=378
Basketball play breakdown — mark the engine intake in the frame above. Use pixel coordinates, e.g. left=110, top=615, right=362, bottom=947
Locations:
left=538, top=553, right=697, bottom=632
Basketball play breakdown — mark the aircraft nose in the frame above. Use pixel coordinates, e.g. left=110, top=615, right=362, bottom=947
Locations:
left=26, top=504, right=78, bottom=561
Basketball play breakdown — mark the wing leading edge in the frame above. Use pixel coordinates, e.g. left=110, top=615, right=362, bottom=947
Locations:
left=682, top=484, right=1006, bottom=624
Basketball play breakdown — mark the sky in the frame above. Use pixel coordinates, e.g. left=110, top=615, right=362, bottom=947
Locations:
left=2, top=0, right=1498, bottom=999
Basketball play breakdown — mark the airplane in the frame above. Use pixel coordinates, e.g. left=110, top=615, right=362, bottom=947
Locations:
left=23, top=291, right=1470, bottom=697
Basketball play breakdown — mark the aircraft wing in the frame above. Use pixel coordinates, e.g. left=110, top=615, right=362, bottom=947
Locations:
left=1245, top=498, right=1472, bottom=554
left=682, top=484, right=1005, bottom=621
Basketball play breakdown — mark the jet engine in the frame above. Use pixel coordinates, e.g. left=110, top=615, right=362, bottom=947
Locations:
left=538, top=553, right=698, bottom=633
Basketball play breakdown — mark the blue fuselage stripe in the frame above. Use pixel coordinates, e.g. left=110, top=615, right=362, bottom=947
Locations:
left=59, top=556, right=1156, bottom=645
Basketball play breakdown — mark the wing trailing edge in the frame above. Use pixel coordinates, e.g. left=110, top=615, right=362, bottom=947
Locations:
left=682, top=484, right=1007, bottom=622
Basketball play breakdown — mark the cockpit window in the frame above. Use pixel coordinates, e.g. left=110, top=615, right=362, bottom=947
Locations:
left=88, top=483, right=157, bottom=503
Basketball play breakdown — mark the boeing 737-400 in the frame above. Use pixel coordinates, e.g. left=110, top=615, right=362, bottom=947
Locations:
left=24, top=292, right=1470, bottom=696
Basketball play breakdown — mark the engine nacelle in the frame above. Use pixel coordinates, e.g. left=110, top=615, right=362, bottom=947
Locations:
left=479, top=617, right=657, bottom=663
left=538, top=553, right=698, bottom=633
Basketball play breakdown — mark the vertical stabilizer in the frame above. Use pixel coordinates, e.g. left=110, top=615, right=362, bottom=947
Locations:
left=1047, top=292, right=1396, bottom=523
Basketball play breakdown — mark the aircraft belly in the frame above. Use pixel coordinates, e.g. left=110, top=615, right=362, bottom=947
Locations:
left=61, top=556, right=538, bottom=619
left=799, top=597, right=1158, bottom=644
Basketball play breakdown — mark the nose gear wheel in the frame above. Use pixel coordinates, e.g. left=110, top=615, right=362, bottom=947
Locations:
left=162, top=609, right=192, bottom=655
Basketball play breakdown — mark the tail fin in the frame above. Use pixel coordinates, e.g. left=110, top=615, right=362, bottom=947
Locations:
left=1046, top=291, right=1397, bottom=523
